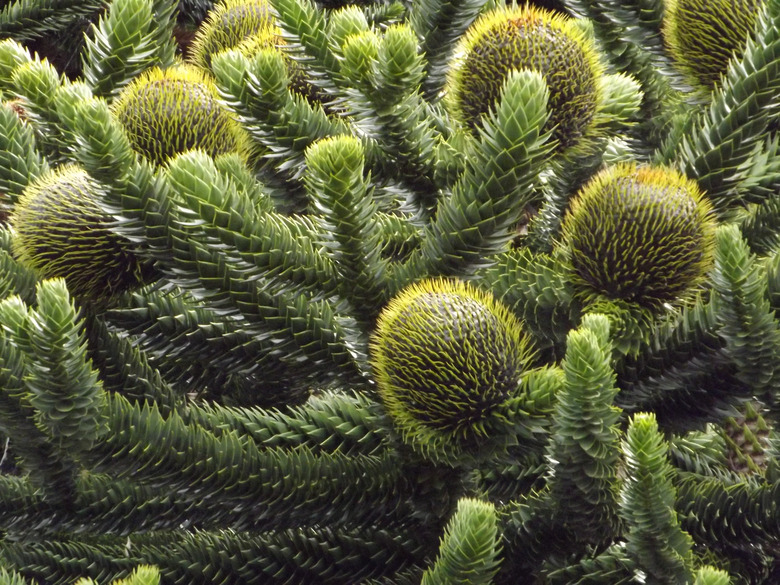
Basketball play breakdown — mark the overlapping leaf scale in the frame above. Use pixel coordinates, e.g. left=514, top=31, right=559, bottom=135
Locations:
left=711, top=224, right=780, bottom=407
left=405, top=70, right=554, bottom=283
left=738, top=195, right=780, bottom=255
left=668, top=428, right=731, bottom=477
left=104, top=287, right=297, bottom=399
left=734, top=135, right=780, bottom=206
left=0, top=473, right=203, bottom=537
left=212, top=48, right=351, bottom=212
left=542, top=543, right=635, bottom=585
left=561, top=0, right=670, bottom=146
left=85, top=316, right=181, bottom=416
left=0, top=100, right=47, bottom=213
left=499, top=489, right=561, bottom=575
left=340, top=24, right=442, bottom=212
left=408, top=0, right=489, bottom=99
left=267, top=0, right=341, bottom=94
left=166, top=151, right=338, bottom=299
left=0, top=295, right=79, bottom=498
left=163, top=151, right=365, bottom=381
left=670, top=0, right=780, bottom=215
left=479, top=248, right=579, bottom=357
left=22, top=280, right=108, bottom=454
left=615, top=296, right=749, bottom=430
left=563, top=0, right=666, bottom=59
left=58, top=94, right=138, bottom=188
left=86, top=394, right=409, bottom=528
left=9, top=57, right=65, bottom=160
left=0, top=0, right=103, bottom=41
left=676, top=473, right=780, bottom=558
left=0, top=226, right=38, bottom=304
left=80, top=0, right=159, bottom=100
left=0, top=39, right=32, bottom=92
left=0, top=538, right=137, bottom=585
left=5, top=526, right=424, bottom=585
left=185, top=390, right=389, bottom=457
left=305, top=136, right=387, bottom=323
left=619, top=413, right=695, bottom=584
left=0, top=567, right=28, bottom=585
left=420, top=498, right=500, bottom=585
left=547, top=314, right=622, bottom=549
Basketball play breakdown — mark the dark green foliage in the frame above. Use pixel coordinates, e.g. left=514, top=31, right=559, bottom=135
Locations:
left=0, top=0, right=780, bottom=583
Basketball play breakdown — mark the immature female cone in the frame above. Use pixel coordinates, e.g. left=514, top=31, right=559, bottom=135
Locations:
left=112, top=64, right=252, bottom=166
left=663, top=0, right=764, bottom=91
left=188, top=0, right=275, bottom=71
left=10, top=166, right=151, bottom=301
left=561, top=163, right=717, bottom=309
left=370, top=278, right=533, bottom=461
left=445, top=5, right=603, bottom=151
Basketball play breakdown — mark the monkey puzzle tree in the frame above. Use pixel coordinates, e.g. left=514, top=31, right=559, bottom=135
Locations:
left=0, top=0, right=779, bottom=583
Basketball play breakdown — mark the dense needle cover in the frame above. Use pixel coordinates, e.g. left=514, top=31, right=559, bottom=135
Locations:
left=112, top=64, right=252, bottom=165
left=0, top=0, right=778, bottom=582
left=371, top=278, right=533, bottom=460
left=445, top=4, right=603, bottom=150
left=561, top=163, right=717, bottom=308
left=10, top=166, right=151, bottom=301
left=663, top=0, right=764, bottom=91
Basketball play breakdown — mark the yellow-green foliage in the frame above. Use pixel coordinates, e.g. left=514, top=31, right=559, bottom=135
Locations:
left=445, top=5, right=603, bottom=150
left=10, top=166, right=150, bottom=301
left=664, top=0, right=764, bottom=91
left=561, top=163, right=717, bottom=308
left=188, top=0, right=275, bottom=70
left=235, top=29, right=317, bottom=100
left=370, top=278, right=532, bottom=443
left=75, top=565, right=160, bottom=585
left=112, top=64, right=252, bottom=166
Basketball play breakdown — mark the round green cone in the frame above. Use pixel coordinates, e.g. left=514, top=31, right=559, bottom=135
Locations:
left=664, top=0, right=763, bottom=91
left=562, top=163, right=717, bottom=308
left=445, top=5, right=603, bottom=150
left=371, top=279, right=532, bottom=452
left=112, top=64, right=251, bottom=166
left=10, top=166, right=151, bottom=301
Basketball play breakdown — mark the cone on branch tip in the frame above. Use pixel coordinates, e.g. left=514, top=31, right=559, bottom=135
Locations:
left=445, top=4, right=603, bottom=151
left=112, top=64, right=252, bottom=166
left=10, top=166, right=152, bottom=301
left=561, top=163, right=717, bottom=309
left=370, top=279, right=533, bottom=458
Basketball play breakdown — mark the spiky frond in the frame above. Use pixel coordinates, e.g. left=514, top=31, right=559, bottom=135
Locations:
left=619, top=412, right=695, bottom=584
left=81, top=0, right=171, bottom=99
left=420, top=498, right=501, bottom=585
left=711, top=224, right=780, bottom=408
left=400, top=69, right=553, bottom=282
left=546, top=313, right=622, bottom=548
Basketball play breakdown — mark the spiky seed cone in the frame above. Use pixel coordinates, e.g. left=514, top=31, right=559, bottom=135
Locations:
left=371, top=279, right=532, bottom=449
left=561, top=163, right=717, bottom=308
left=112, top=65, right=251, bottom=166
left=445, top=5, right=602, bottom=150
left=664, top=0, right=763, bottom=91
left=10, top=166, right=151, bottom=300
left=188, top=0, right=275, bottom=70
